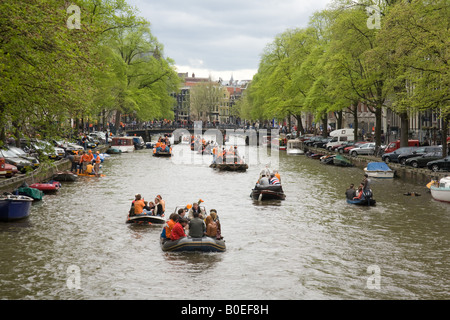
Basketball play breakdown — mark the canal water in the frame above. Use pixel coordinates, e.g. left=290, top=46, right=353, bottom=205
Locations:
left=1, top=139, right=449, bottom=300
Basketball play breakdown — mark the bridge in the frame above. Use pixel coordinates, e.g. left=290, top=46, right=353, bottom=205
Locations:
left=125, top=127, right=279, bottom=145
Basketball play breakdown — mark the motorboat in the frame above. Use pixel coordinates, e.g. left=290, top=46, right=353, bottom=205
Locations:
left=160, top=236, right=226, bottom=252
left=286, top=139, right=304, bottom=155
left=53, top=171, right=78, bottom=182
left=428, top=176, right=450, bottom=203
left=320, top=155, right=335, bottom=165
left=210, top=163, right=248, bottom=171
left=251, top=184, right=286, bottom=200
left=0, top=195, right=33, bottom=221
left=126, top=213, right=165, bottom=225
left=347, top=198, right=376, bottom=206
left=15, top=187, right=44, bottom=201
left=333, top=155, right=354, bottom=167
left=111, top=137, right=135, bottom=153
left=364, top=162, right=394, bottom=179
left=29, top=180, right=61, bottom=193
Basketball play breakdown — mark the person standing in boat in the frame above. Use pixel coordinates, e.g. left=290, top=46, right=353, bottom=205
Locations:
left=94, top=151, right=101, bottom=177
left=362, top=174, right=373, bottom=199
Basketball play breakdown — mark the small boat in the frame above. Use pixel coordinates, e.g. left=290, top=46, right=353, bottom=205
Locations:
left=286, top=139, right=304, bottom=155
left=111, top=137, right=135, bottom=153
left=16, top=187, right=44, bottom=201
left=126, top=213, right=165, bottom=225
left=210, top=163, right=248, bottom=171
left=429, top=176, right=450, bottom=203
left=364, top=162, right=394, bottom=179
left=160, top=236, right=226, bottom=252
left=333, top=155, right=354, bottom=167
left=153, top=150, right=172, bottom=157
left=0, top=195, right=33, bottom=221
left=106, top=147, right=122, bottom=154
left=320, top=155, right=335, bottom=165
left=77, top=173, right=106, bottom=177
left=29, top=181, right=61, bottom=193
left=53, top=171, right=78, bottom=182
left=347, top=198, right=377, bottom=206
left=251, top=185, right=286, bottom=200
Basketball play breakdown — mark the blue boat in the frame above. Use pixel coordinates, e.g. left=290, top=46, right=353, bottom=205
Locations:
left=347, top=198, right=376, bottom=206
left=0, top=195, right=33, bottom=221
left=364, top=162, right=394, bottom=179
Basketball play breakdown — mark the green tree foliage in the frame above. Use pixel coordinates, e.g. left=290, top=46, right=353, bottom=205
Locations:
left=0, top=0, right=179, bottom=143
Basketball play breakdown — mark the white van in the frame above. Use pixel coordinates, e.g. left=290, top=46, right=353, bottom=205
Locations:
left=326, top=128, right=355, bottom=151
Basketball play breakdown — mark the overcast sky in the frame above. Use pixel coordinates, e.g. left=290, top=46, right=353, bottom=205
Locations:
left=127, top=0, right=332, bottom=81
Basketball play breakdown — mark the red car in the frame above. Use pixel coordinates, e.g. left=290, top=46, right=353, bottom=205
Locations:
left=0, top=157, right=18, bottom=178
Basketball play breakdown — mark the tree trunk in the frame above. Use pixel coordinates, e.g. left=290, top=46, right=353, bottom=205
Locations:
left=375, top=105, right=382, bottom=150
left=442, top=115, right=448, bottom=158
left=352, top=102, right=359, bottom=142
left=322, top=114, right=328, bottom=138
left=336, top=110, right=343, bottom=129
left=399, top=111, right=409, bottom=148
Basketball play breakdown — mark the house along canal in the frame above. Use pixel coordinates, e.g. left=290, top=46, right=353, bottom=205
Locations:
left=0, top=140, right=448, bottom=299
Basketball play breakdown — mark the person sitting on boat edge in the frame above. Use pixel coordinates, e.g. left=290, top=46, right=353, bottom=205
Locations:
left=346, top=184, right=356, bottom=200
left=269, top=173, right=281, bottom=186
left=162, top=213, right=180, bottom=241
left=205, top=215, right=217, bottom=238
left=170, top=217, right=188, bottom=241
left=209, top=210, right=223, bottom=240
left=153, top=197, right=164, bottom=216
left=188, top=211, right=206, bottom=238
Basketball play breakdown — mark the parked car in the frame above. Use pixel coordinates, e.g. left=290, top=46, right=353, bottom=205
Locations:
left=313, top=137, right=332, bottom=149
left=0, top=158, right=18, bottom=178
left=350, top=143, right=376, bottom=156
left=22, top=139, right=65, bottom=160
left=384, top=139, right=420, bottom=154
left=427, top=156, right=450, bottom=172
left=330, top=140, right=355, bottom=152
left=405, top=151, right=444, bottom=168
left=397, top=146, right=442, bottom=165
left=7, top=146, right=40, bottom=169
left=304, top=136, right=323, bottom=147
left=339, top=141, right=366, bottom=154
left=0, top=149, right=33, bottom=173
left=382, top=147, right=416, bottom=163
left=53, top=140, right=84, bottom=155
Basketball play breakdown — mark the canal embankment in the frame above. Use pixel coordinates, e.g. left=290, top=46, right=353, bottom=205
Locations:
left=0, top=144, right=110, bottom=194
left=305, top=146, right=449, bottom=185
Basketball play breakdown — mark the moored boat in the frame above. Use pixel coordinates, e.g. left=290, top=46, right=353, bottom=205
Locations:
left=160, top=236, right=226, bottom=252
left=16, top=187, right=44, bottom=201
left=364, top=162, right=394, bottom=179
left=111, top=137, right=135, bottom=153
left=53, top=171, right=78, bottom=182
left=429, top=176, right=450, bottom=203
left=333, top=154, right=354, bottom=167
left=286, top=139, right=304, bottom=155
left=29, top=181, right=61, bottom=193
left=0, top=195, right=33, bottom=221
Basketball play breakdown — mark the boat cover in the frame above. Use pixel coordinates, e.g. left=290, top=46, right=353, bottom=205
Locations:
left=366, top=162, right=392, bottom=171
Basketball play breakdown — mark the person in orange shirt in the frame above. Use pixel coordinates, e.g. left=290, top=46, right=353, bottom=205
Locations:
left=79, top=151, right=91, bottom=174
left=87, top=150, right=94, bottom=163
left=94, top=151, right=102, bottom=177
left=133, top=194, right=146, bottom=215
left=164, top=213, right=180, bottom=240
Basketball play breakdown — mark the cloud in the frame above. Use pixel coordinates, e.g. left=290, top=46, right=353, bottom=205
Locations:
left=128, top=0, right=332, bottom=80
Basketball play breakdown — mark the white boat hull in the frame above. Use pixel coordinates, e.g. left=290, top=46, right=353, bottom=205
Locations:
left=430, top=187, right=450, bottom=203
left=364, top=169, right=394, bottom=179
left=287, top=149, right=304, bottom=155
left=114, top=145, right=135, bottom=153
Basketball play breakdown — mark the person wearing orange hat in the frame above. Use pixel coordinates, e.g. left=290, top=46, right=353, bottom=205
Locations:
left=94, top=151, right=101, bottom=177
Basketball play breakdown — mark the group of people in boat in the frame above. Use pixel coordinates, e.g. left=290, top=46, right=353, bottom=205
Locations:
left=154, top=136, right=171, bottom=153
left=345, top=174, right=373, bottom=201
left=255, top=167, right=281, bottom=187
left=70, top=149, right=103, bottom=177
left=161, top=201, right=223, bottom=242
left=129, top=194, right=166, bottom=217
left=213, top=146, right=245, bottom=165
left=191, top=136, right=215, bottom=154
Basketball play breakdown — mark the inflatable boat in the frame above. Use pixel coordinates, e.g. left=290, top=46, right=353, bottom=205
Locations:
left=126, top=213, right=165, bottom=225
left=346, top=198, right=376, bottom=206
left=29, top=181, right=61, bottom=193
left=210, top=163, right=248, bottom=171
left=251, top=185, right=286, bottom=200
left=160, top=236, right=226, bottom=252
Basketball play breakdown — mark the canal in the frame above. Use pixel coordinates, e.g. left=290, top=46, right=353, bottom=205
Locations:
left=0, top=139, right=449, bottom=299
